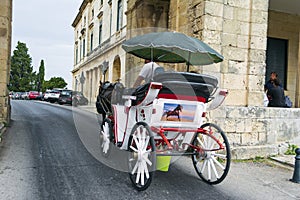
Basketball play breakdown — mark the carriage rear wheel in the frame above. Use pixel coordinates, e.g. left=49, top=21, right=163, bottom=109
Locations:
left=99, top=118, right=114, bottom=157
left=192, top=123, right=230, bottom=184
left=127, top=122, right=156, bottom=191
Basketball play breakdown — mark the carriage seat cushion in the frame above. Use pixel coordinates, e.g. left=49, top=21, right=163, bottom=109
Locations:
left=153, top=72, right=218, bottom=88
left=153, top=72, right=218, bottom=102
left=122, top=83, right=150, bottom=105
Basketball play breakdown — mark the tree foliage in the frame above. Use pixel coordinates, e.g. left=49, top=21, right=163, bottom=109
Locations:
left=9, top=41, right=33, bottom=91
left=9, top=42, right=68, bottom=92
left=38, top=60, right=45, bottom=92
left=43, top=77, right=67, bottom=90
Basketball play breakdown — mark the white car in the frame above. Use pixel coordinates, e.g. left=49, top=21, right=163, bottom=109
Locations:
left=43, top=90, right=51, bottom=101
left=48, top=89, right=62, bottom=103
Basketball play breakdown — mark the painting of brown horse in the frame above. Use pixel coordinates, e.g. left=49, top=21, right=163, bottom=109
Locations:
left=162, top=104, right=183, bottom=121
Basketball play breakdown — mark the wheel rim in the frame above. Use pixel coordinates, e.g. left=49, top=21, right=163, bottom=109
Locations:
left=128, top=123, right=154, bottom=190
left=192, top=123, right=230, bottom=184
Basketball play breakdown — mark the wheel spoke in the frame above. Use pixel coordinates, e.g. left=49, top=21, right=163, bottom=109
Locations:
left=130, top=145, right=138, bottom=152
left=143, top=160, right=150, bottom=179
left=133, top=135, right=140, bottom=150
left=143, top=136, right=150, bottom=150
left=214, top=153, right=227, bottom=158
left=197, top=137, right=205, bottom=148
left=131, top=161, right=138, bottom=175
left=200, top=159, right=207, bottom=174
left=209, top=159, right=219, bottom=179
left=207, top=159, right=211, bottom=181
left=208, top=137, right=215, bottom=150
left=212, top=156, right=225, bottom=170
left=140, top=162, right=145, bottom=186
left=136, top=162, right=141, bottom=184
left=142, top=153, right=152, bottom=166
left=141, top=127, right=146, bottom=150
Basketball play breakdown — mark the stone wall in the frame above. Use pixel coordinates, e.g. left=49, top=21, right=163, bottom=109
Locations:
left=209, top=106, right=300, bottom=159
left=0, top=0, right=12, bottom=126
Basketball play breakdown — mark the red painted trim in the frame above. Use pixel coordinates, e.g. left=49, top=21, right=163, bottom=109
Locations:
left=112, top=105, right=118, bottom=143
left=151, top=126, right=225, bottom=152
left=151, top=83, right=162, bottom=89
left=157, top=93, right=206, bottom=102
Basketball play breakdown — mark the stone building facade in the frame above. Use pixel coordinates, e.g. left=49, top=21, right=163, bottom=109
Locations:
left=73, top=0, right=300, bottom=158
left=72, top=0, right=127, bottom=103
left=0, top=0, right=12, bottom=131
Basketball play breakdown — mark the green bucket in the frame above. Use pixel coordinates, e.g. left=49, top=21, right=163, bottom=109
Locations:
left=156, top=156, right=171, bottom=172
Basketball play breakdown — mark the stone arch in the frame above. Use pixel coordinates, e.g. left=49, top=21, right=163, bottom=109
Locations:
left=112, top=56, right=121, bottom=82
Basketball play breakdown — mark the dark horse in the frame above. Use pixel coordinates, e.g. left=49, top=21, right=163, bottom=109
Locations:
left=163, top=104, right=183, bottom=121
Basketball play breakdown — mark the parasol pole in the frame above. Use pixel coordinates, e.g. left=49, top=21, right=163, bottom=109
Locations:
left=151, top=47, right=154, bottom=81
left=186, top=52, right=191, bottom=72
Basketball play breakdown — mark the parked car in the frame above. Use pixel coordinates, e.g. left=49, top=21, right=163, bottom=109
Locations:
left=36, top=92, right=43, bottom=100
left=72, top=91, right=88, bottom=106
left=48, top=89, right=62, bottom=103
left=12, top=92, right=22, bottom=100
left=28, top=91, right=40, bottom=100
left=58, top=90, right=88, bottom=106
left=58, top=89, right=73, bottom=105
left=21, top=92, right=29, bottom=100
left=9, top=91, right=14, bottom=99
left=42, top=90, right=51, bottom=101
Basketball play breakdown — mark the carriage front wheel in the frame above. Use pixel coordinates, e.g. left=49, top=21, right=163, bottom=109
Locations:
left=127, top=122, right=156, bottom=191
left=99, top=118, right=114, bottom=157
left=192, top=123, right=231, bottom=184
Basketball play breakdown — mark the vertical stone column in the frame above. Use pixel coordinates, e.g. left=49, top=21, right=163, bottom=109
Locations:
left=0, top=0, right=12, bottom=125
left=189, top=0, right=268, bottom=107
left=245, top=0, right=269, bottom=106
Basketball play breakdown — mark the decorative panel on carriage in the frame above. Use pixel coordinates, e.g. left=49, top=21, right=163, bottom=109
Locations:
left=150, top=98, right=206, bottom=128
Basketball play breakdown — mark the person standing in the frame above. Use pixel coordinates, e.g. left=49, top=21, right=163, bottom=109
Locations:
left=267, top=78, right=286, bottom=107
left=264, top=71, right=282, bottom=92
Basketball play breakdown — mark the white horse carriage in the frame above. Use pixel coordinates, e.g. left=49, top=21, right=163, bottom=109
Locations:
left=96, top=32, right=231, bottom=191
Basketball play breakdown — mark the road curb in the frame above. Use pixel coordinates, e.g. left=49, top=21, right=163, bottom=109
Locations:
left=269, top=155, right=295, bottom=168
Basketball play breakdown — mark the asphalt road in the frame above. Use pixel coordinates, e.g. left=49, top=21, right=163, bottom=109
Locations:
left=0, top=100, right=299, bottom=200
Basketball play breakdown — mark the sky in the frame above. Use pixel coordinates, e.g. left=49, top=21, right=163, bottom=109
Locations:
left=12, top=0, right=83, bottom=89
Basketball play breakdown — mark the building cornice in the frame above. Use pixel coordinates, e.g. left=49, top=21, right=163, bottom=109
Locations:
left=72, top=0, right=92, bottom=27
left=72, top=35, right=126, bottom=74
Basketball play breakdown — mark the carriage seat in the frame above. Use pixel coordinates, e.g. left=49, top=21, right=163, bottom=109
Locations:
left=122, top=83, right=151, bottom=106
left=153, top=72, right=218, bottom=103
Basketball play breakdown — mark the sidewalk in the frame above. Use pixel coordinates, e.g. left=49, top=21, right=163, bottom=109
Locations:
left=77, top=103, right=97, bottom=114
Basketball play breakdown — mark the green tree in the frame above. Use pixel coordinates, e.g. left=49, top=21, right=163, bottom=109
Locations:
left=44, top=77, right=67, bottom=90
left=38, top=60, right=45, bottom=92
left=9, top=41, right=34, bottom=92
